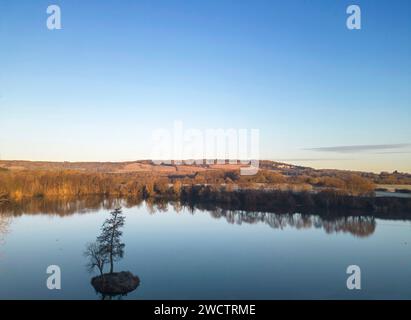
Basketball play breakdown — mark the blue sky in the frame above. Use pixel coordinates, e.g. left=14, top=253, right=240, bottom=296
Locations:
left=0, top=0, right=410, bottom=172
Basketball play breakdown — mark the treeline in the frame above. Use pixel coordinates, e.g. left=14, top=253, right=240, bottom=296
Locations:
left=172, top=170, right=375, bottom=196
left=0, top=169, right=377, bottom=200
left=369, top=171, right=411, bottom=185
left=0, top=170, right=161, bottom=199
left=311, top=170, right=411, bottom=185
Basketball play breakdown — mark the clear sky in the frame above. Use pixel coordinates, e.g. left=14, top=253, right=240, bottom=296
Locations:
left=0, top=0, right=410, bottom=173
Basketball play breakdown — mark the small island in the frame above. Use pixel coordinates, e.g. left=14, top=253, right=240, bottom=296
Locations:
left=91, top=272, right=140, bottom=296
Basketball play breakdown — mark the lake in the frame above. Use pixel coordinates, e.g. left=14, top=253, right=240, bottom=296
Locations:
left=0, top=198, right=410, bottom=299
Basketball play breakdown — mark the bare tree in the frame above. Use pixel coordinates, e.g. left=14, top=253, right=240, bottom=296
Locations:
left=84, top=242, right=108, bottom=276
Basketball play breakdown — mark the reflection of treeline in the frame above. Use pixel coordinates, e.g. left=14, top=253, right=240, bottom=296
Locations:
left=0, top=196, right=377, bottom=237
left=203, top=209, right=376, bottom=238
left=0, top=169, right=376, bottom=199
left=1, top=189, right=411, bottom=222
left=0, top=196, right=121, bottom=216
left=180, top=186, right=411, bottom=218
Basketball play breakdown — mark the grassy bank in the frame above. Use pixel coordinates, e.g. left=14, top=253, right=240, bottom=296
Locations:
left=0, top=168, right=377, bottom=199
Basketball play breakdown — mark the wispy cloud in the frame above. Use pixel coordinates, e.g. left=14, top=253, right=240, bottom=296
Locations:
left=374, top=151, right=411, bottom=155
left=305, top=144, right=411, bottom=154
left=276, top=158, right=354, bottom=162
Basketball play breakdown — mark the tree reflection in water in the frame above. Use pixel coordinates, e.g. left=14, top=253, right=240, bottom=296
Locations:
left=0, top=215, right=12, bottom=259
left=0, top=196, right=380, bottom=238
left=206, top=209, right=376, bottom=238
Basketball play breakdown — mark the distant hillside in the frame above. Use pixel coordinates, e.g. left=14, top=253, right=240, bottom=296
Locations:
left=0, top=159, right=410, bottom=185
left=0, top=159, right=306, bottom=174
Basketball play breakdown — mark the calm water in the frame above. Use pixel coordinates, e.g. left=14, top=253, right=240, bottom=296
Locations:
left=0, top=198, right=410, bottom=300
